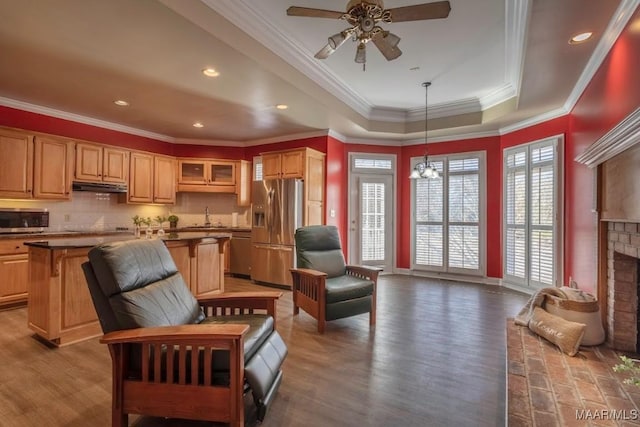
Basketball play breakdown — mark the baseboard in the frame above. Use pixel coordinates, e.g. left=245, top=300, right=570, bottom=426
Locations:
left=391, top=269, right=502, bottom=286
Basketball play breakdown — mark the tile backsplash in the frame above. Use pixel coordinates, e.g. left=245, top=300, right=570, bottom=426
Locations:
left=0, top=192, right=250, bottom=231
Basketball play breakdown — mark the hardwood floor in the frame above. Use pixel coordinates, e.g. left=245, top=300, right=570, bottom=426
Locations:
left=0, top=275, right=528, bottom=426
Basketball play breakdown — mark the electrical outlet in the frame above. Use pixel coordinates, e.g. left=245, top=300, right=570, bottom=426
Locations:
left=330, top=209, right=336, bottom=218
left=64, top=214, right=71, bottom=222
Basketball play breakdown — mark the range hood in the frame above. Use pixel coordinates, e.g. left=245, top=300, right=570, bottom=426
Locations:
left=72, top=181, right=127, bottom=193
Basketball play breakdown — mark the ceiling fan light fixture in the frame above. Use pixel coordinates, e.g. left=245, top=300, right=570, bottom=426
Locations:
left=328, top=32, right=347, bottom=49
left=384, top=31, right=401, bottom=48
left=355, top=43, right=366, bottom=64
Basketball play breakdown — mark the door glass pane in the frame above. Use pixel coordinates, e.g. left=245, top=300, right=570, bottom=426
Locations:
left=416, top=224, right=443, bottom=267
left=361, top=182, right=385, bottom=262
left=506, top=227, right=526, bottom=278
left=448, top=225, right=479, bottom=269
left=210, top=164, right=233, bottom=183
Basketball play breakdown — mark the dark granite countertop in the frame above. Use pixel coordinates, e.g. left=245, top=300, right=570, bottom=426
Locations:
left=0, top=230, right=133, bottom=240
left=24, top=231, right=232, bottom=249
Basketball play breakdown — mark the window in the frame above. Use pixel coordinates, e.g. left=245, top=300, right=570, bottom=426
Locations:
left=253, top=156, right=262, bottom=181
left=412, top=152, right=485, bottom=275
left=503, top=137, right=562, bottom=289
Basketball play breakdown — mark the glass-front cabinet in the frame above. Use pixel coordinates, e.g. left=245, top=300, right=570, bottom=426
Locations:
left=177, top=159, right=236, bottom=192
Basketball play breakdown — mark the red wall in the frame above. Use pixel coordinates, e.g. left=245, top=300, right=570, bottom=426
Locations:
left=0, top=106, right=174, bottom=155
left=564, top=7, right=640, bottom=293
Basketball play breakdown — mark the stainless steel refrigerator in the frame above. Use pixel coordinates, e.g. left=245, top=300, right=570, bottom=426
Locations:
left=251, top=179, right=303, bottom=287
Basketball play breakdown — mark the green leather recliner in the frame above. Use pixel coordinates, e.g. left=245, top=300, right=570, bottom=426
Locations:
left=290, top=225, right=381, bottom=333
left=82, top=239, right=287, bottom=427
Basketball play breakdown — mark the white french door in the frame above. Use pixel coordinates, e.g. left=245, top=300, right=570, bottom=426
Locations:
left=503, top=136, right=563, bottom=289
left=348, top=154, right=395, bottom=272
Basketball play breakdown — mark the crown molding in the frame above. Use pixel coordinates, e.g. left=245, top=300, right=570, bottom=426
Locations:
left=504, top=0, right=531, bottom=107
left=499, top=107, right=569, bottom=135
left=172, top=138, right=245, bottom=147
left=243, top=129, right=331, bottom=147
left=563, top=0, right=640, bottom=112
left=0, top=97, right=175, bottom=143
left=575, top=107, right=640, bottom=167
left=479, top=83, right=518, bottom=110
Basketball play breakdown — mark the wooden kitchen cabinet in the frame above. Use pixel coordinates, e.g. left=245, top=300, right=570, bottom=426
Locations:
left=260, top=147, right=326, bottom=225
left=33, top=136, right=73, bottom=200
left=127, top=152, right=175, bottom=204
left=154, top=155, right=176, bottom=204
left=75, top=142, right=128, bottom=183
left=0, top=128, right=34, bottom=199
left=193, top=240, right=224, bottom=296
left=177, top=159, right=236, bottom=193
left=262, top=149, right=307, bottom=179
left=0, top=239, right=30, bottom=307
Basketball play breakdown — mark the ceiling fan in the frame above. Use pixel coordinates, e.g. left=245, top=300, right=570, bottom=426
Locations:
left=287, top=0, right=451, bottom=69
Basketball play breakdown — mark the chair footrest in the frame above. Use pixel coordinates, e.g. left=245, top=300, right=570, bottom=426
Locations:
left=244, top=331, right=288, bottom=401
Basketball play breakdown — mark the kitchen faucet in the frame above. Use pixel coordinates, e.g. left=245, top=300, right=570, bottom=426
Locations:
left=204, top=206, right=211, bottom=226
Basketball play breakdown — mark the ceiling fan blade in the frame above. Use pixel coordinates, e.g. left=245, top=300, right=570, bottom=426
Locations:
left=373, top=33, right=402, bottom=61
left=314, top=44, right=336, bottom=60
left=386, top=1, right=451, bottom=22
left=287, top=6, right=345, bottom=19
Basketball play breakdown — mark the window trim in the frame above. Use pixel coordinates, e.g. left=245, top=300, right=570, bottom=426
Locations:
left=411, top=151, right=486, bottom=277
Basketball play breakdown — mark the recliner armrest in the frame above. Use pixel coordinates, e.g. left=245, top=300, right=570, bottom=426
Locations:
left=290, top=268, right=328, bottom=278
left=100, top=324, right=249, bottom=345
left=346, top=265, right=382, bottom=282
left=198, top=292, right=283, bottom=325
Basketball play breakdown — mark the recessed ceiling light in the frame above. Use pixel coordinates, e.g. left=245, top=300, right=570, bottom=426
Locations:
left=193, top=122, right=204, bottom=128
left=569, top=32, right=593, bottom=44
left=114, top=100, right=129, bottom=106
left=275, top=104, right=289, bottom=110
left=202, top=68, right=220, bottom=77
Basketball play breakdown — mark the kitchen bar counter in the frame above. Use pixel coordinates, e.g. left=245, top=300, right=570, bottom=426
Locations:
left=24, top=231, right=232, bottom=249
left=26, top=232, right=230, bottom=347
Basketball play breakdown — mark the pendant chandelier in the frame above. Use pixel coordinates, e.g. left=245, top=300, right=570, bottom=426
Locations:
left=410, top=81, right=440, bottom=179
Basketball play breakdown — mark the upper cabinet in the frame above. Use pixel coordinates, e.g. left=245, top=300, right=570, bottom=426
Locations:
left=0, top=128, right=34, bottom=199
left=127, top=152, right=176, bottom=204
left=260, top=147, right=326, bottom=225
left=262, top=149, right=306, bottom=179
left=33, top=136, right=73, bottom=200
left=177, top=159, right=236, bottom=193
left=154, top=155, right=176, bottom=204
left=75, top=143, right=128, bottom=184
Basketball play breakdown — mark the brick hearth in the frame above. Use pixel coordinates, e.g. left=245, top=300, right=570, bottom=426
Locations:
left=608, top=222, right=640, bottom=351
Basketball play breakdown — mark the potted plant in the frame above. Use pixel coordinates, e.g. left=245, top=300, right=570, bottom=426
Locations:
left=168, top=214, right=179, bottom=229
left=140, top=217, right=153, bottom=239
left=132, top=215, right=143, bottom=238
left=155, top=215, right=167, bottom=236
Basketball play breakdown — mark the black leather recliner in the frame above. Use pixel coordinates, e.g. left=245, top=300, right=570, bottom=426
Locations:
left=82, top=238, right=287, bottom=427
left=290, top=225, right=381, bottom=333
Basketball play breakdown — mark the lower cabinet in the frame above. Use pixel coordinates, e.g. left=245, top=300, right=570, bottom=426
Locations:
left=164, top=237, right=229, bottom=298
left=0, top=253, right=29, bottom=306
left=0, top=239, right=33, bottom=307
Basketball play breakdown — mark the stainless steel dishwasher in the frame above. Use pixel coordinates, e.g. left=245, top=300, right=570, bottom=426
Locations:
left=230, top=230, right=251, bottom=277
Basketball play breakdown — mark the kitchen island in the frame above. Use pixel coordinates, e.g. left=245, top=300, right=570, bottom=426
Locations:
left=25, top=232, right=231, bottom=346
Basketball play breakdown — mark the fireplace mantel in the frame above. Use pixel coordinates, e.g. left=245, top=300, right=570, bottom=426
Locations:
left=575, top=107, right=640, bottom=168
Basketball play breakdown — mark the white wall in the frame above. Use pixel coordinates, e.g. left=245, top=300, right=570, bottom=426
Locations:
left=0, top=192, right=250, bottom=231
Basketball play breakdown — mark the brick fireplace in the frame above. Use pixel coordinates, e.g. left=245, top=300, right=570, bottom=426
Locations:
left=606, top=221, right=640, bottom=351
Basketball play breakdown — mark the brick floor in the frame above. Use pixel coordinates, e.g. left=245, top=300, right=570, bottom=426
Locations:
left=508, top=320, right=640, bottom=426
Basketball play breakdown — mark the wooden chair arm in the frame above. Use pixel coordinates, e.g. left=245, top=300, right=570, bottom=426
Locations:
left=99, top=324, right=249, bottom=345
left=346, top=265, right=382, bottom=281
left=198, top=292, right=283, bottom=325
left=290, top=268, right=328, bottom=278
